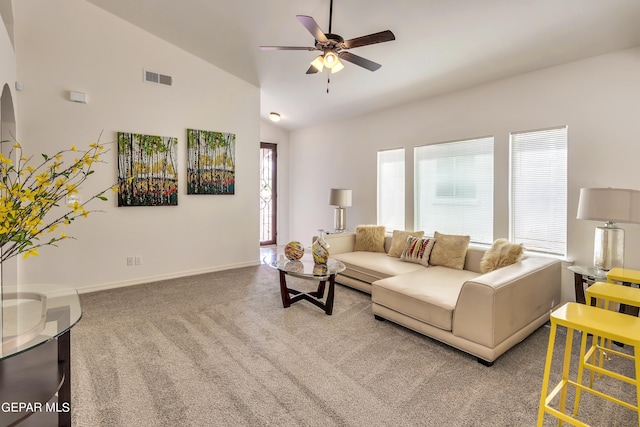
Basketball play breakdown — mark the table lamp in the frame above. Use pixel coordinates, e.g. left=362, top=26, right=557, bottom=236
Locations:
left=576, top=187, right=640, bottom=271
left=329, top=188, right=352, bottom=232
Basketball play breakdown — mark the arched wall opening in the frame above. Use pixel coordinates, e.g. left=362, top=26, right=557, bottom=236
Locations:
left=1, top=82, right=18, bottom=286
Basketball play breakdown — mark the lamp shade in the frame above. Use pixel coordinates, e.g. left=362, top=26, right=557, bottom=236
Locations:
left=329, top=188, right=352, bottom=207
left=576, top=188, right=640, bottom=224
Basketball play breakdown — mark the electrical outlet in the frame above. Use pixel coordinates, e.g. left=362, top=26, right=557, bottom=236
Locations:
left=135, top=256, right=142, bottom=265
left=126, top=257, right=134, bottom=266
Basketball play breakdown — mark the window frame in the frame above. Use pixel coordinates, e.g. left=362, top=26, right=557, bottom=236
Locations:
left=509, top=125, right=568, bottom=256
left=377, top=148, right=405, bottom=231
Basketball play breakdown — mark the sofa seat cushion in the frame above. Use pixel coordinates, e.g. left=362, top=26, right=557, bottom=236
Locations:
left=372, top=267, right=481, bottom=331
left=332, top=252, right=425, bottom=283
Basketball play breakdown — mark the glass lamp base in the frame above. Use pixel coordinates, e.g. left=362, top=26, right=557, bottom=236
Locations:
left=593, top=224, right=624, bottom=271
left=334, top=207, right=346, bottom=232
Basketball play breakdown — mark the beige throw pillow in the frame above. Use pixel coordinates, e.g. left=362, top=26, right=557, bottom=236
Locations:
left=429, top=231, right=470, bottom=270
left=354, top=225, right=386, bottom=252
left=480, top=238, right=524, bottom=273
left=388, top=230, right=424, bottom=257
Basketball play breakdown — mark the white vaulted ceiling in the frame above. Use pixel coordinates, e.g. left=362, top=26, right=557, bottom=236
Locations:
left=84, top=0, right=640, bottom=130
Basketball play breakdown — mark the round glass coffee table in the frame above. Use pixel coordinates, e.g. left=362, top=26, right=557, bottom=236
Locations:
left=268, top=254, right=346, bottom=315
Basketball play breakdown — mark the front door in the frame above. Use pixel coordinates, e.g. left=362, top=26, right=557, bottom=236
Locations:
left=260, top=143, right=277, bottom=246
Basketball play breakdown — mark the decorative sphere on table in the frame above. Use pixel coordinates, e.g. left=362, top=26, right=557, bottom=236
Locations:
left=284, top=241, right=305, bottom=260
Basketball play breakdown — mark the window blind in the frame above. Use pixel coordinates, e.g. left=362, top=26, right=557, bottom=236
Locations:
left=377, top=148, right=405, bottom=231
left=414, top=137, right=494, bottom=243
left=510, top=126, right=567, bottom=255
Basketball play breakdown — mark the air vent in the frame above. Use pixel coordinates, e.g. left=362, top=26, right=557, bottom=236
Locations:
left=144, top=69, right=173, bottom=86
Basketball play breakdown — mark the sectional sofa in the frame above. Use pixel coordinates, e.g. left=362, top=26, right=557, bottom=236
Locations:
left=322, top=228, right=562, bottom=365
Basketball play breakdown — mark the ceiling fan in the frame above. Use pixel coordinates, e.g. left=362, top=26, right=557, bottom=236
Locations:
left=260, top=0, right=395, bottom=75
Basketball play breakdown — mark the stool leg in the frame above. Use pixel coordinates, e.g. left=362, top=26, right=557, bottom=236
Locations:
left=635, top=345, right=640, bottom=427
left=589, top=334, right=599, bottom=388
left=598, top=298, right=614, bottom=380
left=538, top=322, right=558, bottom=427
left=573, top=329, right=590, bottom=417
left=558, top=327, right=574, bottom=422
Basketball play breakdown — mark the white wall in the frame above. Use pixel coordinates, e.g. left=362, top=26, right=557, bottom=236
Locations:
left=12, top=0, right=260, bottom=292
left=260, top=119, right=290, bottom=245
left=288, top=47, right=640, bottom=302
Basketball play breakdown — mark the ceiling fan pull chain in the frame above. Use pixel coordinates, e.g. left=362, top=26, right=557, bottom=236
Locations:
left=327, top=76, right=330, bottom=93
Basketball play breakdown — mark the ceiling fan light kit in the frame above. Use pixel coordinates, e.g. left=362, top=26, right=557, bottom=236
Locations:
left=260, top=0, right=395, bottom=79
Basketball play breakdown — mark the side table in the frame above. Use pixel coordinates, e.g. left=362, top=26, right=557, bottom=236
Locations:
left=0, top=284, right=82, bottom=427
left=567, top=265, right=607, bottom=304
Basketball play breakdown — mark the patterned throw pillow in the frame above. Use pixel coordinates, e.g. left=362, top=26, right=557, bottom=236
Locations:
left=400, top=236, right=436, bottom=266
left=354, top=225, right=386, bottom=252
left=387, top=230, right=425, bottom=258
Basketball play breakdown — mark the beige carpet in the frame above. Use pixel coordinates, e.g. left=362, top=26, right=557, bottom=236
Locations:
left=70, top=265, right=637, bottom=426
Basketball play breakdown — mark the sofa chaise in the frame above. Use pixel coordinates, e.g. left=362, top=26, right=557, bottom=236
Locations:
left=322, top=228, right=562, bottom=365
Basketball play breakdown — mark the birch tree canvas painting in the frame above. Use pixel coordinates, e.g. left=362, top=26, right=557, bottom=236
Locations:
left=187, top=129, right=236, bottom=195
left=117, top=132, right=178, bottom=206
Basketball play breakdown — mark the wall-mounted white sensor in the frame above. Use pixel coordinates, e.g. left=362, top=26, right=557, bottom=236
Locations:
left=15, top=81, right=24, bottom=91
left=69, top=91, right=88, bottom=104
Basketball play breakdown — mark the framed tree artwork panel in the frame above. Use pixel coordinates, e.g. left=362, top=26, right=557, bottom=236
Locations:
left=117, top=132, right=178, bottom=206
left=187, top=129, right=236, bottom=195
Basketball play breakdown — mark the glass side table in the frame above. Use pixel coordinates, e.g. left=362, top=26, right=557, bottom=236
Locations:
left=0, top=284, right=82, bottom=427
left=567, top=265, right=607, bottom=304
left=266, top=254, right=346, bottom=315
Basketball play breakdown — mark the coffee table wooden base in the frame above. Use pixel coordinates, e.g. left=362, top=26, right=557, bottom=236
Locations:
left=279, top=271, right=336, bottom=315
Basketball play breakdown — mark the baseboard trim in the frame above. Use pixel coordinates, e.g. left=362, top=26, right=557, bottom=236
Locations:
left=77, top=260, right=261, bottom=294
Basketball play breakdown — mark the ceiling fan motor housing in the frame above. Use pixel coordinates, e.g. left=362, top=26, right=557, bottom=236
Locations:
left=316, top=34, right=345, bottom=52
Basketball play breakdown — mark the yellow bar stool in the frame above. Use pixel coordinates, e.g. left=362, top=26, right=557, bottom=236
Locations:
left=537, top=302, right=640, bottom=427
left=584, top=282, right=640, bottom=388
left=585, top=281, right=640, bottom=317
left=606, top=267, right=640, bottom=286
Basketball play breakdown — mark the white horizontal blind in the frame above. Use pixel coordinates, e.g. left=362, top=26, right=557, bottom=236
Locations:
left=415, top=137, right=494, bottom=243
left=510, top=126, right=567, bottom=255
left=377, top=148, right=405, bottom=231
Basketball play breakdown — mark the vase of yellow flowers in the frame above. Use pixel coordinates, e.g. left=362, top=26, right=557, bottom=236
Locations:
left=0, top=137, right=114, bottom=346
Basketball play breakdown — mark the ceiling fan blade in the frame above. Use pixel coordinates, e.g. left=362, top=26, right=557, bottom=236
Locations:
left=296, top=15, right=329, bottom=43
left=343, top=30, right=395, bottom=49
left=306, top=65, right=320, bottom=75
left=260, top=46, right=317, bottom=51
left=338, top=51, right=382, bottom=71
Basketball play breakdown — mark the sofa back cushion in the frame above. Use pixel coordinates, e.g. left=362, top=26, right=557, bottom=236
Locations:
left=463, top=247, right=486, bottom=273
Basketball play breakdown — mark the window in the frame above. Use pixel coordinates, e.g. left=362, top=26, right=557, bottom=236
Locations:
left=415, top=137, right=494, bottom=243
left=377, top=148, right=405, bottom=231
left=510, top=126, right=567, bottom=255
